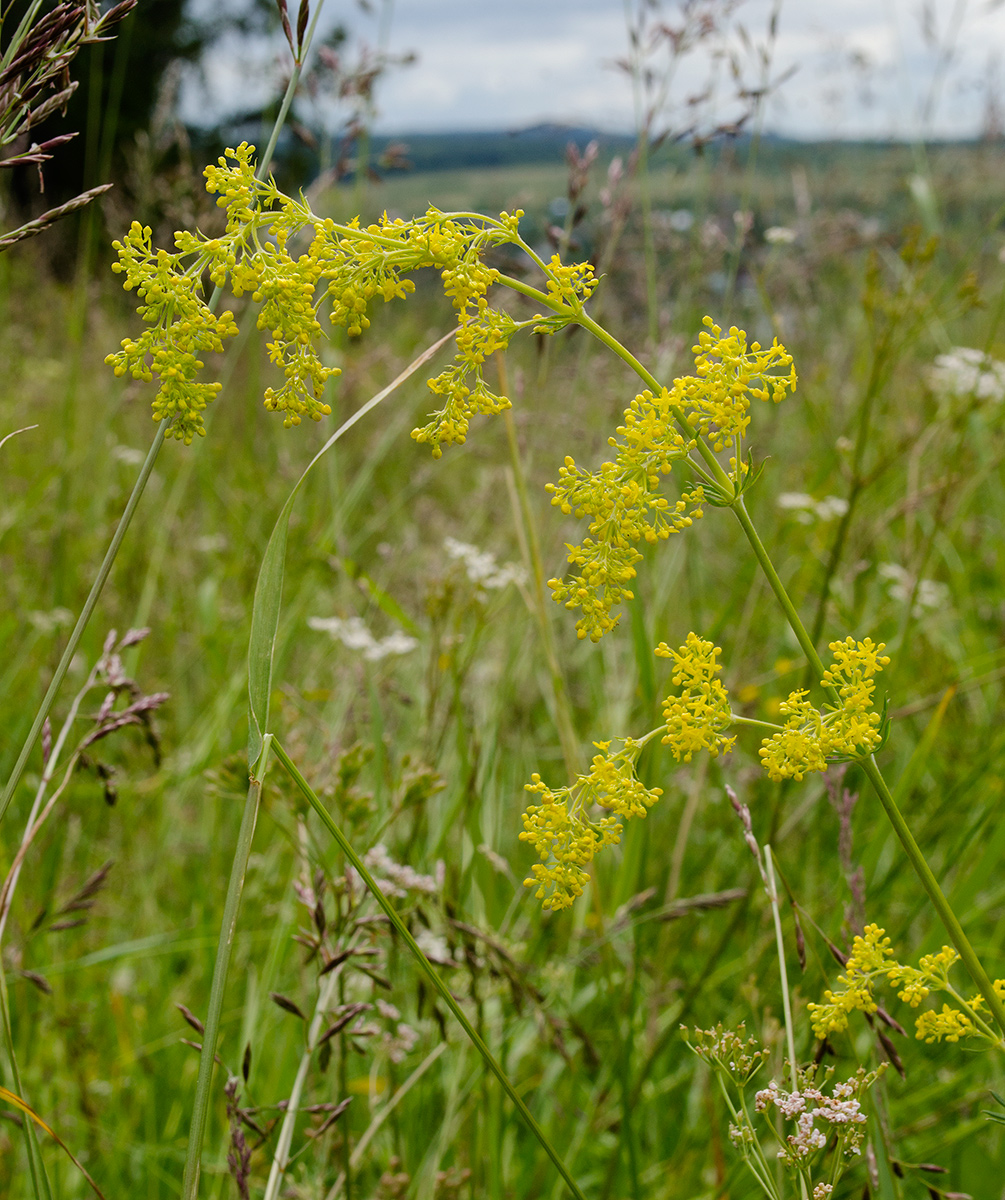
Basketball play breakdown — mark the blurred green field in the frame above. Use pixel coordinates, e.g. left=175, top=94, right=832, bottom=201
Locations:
left=2, top=139, right=1005, bottom=1199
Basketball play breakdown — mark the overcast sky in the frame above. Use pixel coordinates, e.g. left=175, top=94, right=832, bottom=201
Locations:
left=182, top=0, right=1005, bottom=140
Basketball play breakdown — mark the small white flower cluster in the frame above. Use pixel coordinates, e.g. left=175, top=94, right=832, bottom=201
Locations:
left=444, top=537, right=526, bottom=591
left=414, top=927, right=454, bottom=965
left=927, top=346, right=1005, bottom=405
left=878, top=563, right=949, bottom=617
left=308, top=615, right=419, bottom=661
left=777, top=493, right=850, bottom=524
left=755, top=1079, right=866, bottom=1165
left=352, top=842, right=441, bottom=899
left=765, top=225, right=798, bottom=245
left=813, top=1184, right=833, bottom=1199
left=375, top=1000, right=420, bottom=1062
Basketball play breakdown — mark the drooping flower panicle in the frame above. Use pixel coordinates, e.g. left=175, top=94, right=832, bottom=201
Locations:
left=520, top=738, right=662, bottom=911
left=546, top=319, right=796, bottom=642
left=107, top=144, right=596, bottom=449
left=546, top=387, right=703, bottom=641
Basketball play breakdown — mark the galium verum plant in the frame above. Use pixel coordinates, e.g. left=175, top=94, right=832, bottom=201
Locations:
left=104, top=141, right=1005, bottom=1069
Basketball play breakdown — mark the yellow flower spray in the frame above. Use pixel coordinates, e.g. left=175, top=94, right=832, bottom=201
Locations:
left=105, top=144, right=1005, bottom=1045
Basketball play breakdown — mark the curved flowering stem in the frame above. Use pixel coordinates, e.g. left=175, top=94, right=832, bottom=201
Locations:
left=573, top=308, right=736, bottom=492
left=530, top=305, right=1005, bottom=1039
left=860, top=757, right=1005, bottom=1040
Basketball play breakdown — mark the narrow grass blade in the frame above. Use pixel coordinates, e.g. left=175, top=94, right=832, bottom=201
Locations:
left=0, top=422, right=167, bottom=827
left=186, top=332, right=453, bottom=1198
left=247, top=330, right=454, bottom=768
left=179, top=769, right=266, bottom=1200
left=0, top=959, right=52, bottom=1200
left=0, top=425, right=37, bottom=451
left=0, top=1085, right=107, bottom=1199
left=891, top=684, right=955, bottom=807
left=271, top=737, right=587, bottom=1200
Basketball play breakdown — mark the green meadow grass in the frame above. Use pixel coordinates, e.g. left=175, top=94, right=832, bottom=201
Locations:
left=2, top=143, right=1005, bottom=1198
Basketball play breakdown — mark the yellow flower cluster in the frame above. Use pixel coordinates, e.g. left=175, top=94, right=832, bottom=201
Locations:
left=758, top=637, right=890, bottom=781
left=105, top=222, right=240, bottom=443
left=546, top=387, right=703, bottom=640
left=109, top=144, right=599, bottom=450
left=674, top=317, right=797, bottom=462
left=107, top=145, right=339, bottom=440
left=318, top=206, right=523, bottom=456
left=520, top=737, right=662, bottom=910
left=543, top=254, right=598, bottom=308
left=656, top=633, right=736, bottom=761
left=808, top=923, right=1005, bottom=1048
left=806, top=924, right=892, bottom=1037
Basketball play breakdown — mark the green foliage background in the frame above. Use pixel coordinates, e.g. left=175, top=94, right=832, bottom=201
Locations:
left=2, top=129, right=1005, bottom=1197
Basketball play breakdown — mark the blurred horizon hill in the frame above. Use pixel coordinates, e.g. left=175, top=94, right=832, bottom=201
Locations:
left=201, top=120, right=1005, bottom=179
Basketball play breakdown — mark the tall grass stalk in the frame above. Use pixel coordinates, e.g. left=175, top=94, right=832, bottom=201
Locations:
left=764, top=847, right=807, bottom=1200
left=179, top=763, right=267, bottom=1200
left=270, top=737, right=588, bottom=1200
left=262, top=962, right=342, bottom=1200
left=0, top=961, right=52, bottom=1200
left=0, top=0, right=328, bottom=831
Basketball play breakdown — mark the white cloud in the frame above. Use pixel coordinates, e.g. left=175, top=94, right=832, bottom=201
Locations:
left=180, top=0, right=1005, bottom=140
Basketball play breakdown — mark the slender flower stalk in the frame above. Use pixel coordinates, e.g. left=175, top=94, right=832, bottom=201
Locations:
left=262, top=967, right=342, bottom=1200
left=550, top=304, right=1005, bottom=1041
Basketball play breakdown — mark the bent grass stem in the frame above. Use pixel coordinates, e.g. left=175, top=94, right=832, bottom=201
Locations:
left=269, top=737, right=587, bottom=1200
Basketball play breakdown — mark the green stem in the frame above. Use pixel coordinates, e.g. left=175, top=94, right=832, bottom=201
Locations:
left=731, top=715, right=784, bottom=735
left=764, top=848, right=798, bottom=1090
left=729, top=498, right=830, bottom=688
left=715, top=1078, right=778, bottom=1200
left=180, top=766, right=266, bottom=1200
left=270, top=738, right=587, bottom=1200
left=941, top=982, right=1000, bottom=1045
left=573, top=308, right=734, bottom=492
left=764, top=848, right=808, bottom=1200
left=860, top=756, right=1005, bottom=1042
